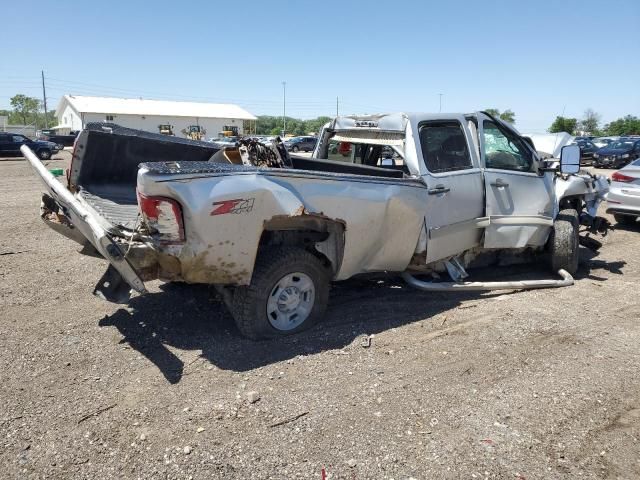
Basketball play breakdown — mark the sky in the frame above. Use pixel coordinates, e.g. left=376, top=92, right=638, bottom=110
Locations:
left=1, top=0, right=639, bottom=132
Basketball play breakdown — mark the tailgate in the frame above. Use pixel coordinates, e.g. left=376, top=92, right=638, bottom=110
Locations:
left=22, top=144, right=146, bottom=300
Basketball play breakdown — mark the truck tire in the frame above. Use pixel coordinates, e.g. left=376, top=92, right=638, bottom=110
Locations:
left=231, top=247, right=330, bottom=340
left=613, top=214, right=637, bottom=226
left=37, top=149, right=52, bottom=160
left=549, top=209, right=579, bottom=275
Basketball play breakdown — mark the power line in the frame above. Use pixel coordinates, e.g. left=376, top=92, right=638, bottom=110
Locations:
left=0, top=74, right=386, bottom=118
left=0, top=75, right=351, bottom=111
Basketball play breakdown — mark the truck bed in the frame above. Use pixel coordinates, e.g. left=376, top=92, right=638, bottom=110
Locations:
left=79, top=186, right=139, bottom=229
left=72, top=124, right=406, bottom=232
left=73, top=124, right=222, bottom=231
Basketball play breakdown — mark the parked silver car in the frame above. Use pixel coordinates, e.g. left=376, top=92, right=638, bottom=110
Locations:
left=606, top=158, right=640, bottom=225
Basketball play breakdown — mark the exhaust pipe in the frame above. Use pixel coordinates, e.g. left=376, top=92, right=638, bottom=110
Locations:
left=401, top=269, right=573, bottom=292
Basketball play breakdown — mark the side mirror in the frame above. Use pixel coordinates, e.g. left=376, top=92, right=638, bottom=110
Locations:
left=560, top=145, right=580, bottom=174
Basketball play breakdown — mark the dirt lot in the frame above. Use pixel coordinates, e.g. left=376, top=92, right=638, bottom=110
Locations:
left=1, top=152, right=639, bottom=479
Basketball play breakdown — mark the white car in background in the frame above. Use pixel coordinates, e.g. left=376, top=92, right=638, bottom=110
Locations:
left=606, top=158, right=640, bottom=225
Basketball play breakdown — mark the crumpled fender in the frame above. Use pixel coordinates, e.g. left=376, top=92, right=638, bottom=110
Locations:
left=555, top=173, right=609, bottom=217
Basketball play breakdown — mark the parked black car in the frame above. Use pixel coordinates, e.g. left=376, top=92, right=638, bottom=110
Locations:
left=284, top=136, right=317, bottom=152
left=39, top=129, right=79, bottom=148
left=0, top=133, right=60, bottom=160
left=571, top=139, right=599, bottom=165
left=593, top=138, right=640, bottom=169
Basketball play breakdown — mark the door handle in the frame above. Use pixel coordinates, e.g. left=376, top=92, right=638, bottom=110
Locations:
left=490, top=178, right=509, bottom=188
left=428, top=184, right=450, bottom=195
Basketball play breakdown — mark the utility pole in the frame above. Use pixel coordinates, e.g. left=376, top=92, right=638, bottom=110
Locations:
left=41, top=70, right=49, bottom=128
left=336, top=96, right=339, bottom=117
left=282, top=81, right=286, bottom=137
left=438, top=93, right=443, bottom=113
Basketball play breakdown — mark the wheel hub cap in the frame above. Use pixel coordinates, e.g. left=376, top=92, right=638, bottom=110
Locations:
left=278, top=287, right=301, bottom=312
left=266, top=273, right=315, bottom=331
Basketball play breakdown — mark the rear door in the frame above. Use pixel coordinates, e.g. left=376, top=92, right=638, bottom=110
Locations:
left=477, top=113, right=554, bottom=248
left=419, top=117, right=486, bottom=263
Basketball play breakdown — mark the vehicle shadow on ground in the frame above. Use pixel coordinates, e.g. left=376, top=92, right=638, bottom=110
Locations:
left=579, top=246, right=626, bottom=280
left=98, top=252, right=625, bottom=384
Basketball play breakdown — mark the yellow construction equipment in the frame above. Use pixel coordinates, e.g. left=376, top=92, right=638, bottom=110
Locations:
left=182, top=125, right=206, bottom=141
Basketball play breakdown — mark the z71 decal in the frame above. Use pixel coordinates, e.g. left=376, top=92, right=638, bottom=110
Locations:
left=210, top=198, right=255, bottom=216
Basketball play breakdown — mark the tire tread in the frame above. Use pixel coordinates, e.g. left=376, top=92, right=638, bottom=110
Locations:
left=549, top=208, right=579, bottom=274
left=231, top=247, right=330, bottom=340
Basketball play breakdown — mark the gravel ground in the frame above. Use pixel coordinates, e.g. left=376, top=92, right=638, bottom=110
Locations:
left=1, top=152, right=639, bottom=479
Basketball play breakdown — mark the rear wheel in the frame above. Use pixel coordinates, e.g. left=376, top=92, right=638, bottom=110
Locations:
left=37, top=149, right=51, bottom=160
left=614, top=214, right=637, bottom=226
left=548, top=208, right=579, bottom=275
left=231, top=248, right=330, bottom=340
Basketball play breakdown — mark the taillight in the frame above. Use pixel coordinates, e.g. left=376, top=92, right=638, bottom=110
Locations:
left=137, top=192, right=185, bottom=244
left=611, top=172, right=634, bottom=183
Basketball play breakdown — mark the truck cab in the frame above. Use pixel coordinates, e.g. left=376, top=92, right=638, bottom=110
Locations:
left=313, top=112, right=571, bottom=265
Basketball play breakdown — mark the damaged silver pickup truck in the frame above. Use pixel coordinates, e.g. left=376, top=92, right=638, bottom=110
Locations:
left=24, top=113, right=610, bottom=339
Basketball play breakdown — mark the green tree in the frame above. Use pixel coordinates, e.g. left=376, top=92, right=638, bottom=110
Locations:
left=485, top=108, right=516, bottom=124
left=10, top=94, right=40, bottom=125
left=603, top=115, right=640, bottom=136
left=580, top=109, right=601, bottom=134
left=549, top=116, right=578, bottom=135
left=305, top=116, right=332, bottom=134
left=255, top=115, right=333, bottom=136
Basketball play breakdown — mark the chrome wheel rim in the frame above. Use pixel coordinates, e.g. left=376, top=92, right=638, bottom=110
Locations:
left=266, top=272, right=315, bottom=331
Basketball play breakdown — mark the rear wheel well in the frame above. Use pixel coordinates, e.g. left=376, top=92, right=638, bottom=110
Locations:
left=260, top=217, right=345, bottom=275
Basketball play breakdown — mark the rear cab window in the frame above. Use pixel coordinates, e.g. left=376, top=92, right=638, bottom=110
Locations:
left=324, top=140, right=403, bottom=167
left=419, top=120, right=473, bottom=173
